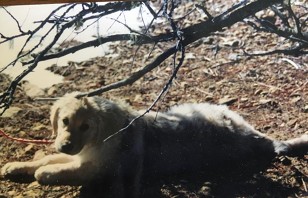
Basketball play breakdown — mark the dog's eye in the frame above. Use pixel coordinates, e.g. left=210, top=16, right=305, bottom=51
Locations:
left=79, top=123, right=89, bottom=131
left=62, top=118, right=69, bottom=126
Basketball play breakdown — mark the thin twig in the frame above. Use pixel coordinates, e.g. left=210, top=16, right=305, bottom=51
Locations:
left=2, top=7, right=25, bottom=34
left=243, top=43, right=308, bottom=56
left=102, top=8, right=186, bottom=143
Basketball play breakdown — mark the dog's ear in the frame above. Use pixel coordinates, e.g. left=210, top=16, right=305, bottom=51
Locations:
left=50, top=105, right=59, bottom=137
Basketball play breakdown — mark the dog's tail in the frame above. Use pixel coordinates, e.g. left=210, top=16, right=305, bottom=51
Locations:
left=276, top=134, right=308, bottom=157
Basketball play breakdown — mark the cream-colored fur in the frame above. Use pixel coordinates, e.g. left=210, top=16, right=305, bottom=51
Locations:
left=2, top=93, right=308, bottom=197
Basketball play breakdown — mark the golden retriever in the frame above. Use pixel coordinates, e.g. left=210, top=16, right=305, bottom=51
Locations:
left=2, top=93, right=307, bottom=197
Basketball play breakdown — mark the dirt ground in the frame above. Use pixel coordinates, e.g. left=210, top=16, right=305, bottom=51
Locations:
left=0, top=1, right=307, bottom=198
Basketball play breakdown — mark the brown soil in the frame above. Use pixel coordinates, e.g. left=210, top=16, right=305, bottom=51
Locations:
left=0, top=2, right=307, bottom=198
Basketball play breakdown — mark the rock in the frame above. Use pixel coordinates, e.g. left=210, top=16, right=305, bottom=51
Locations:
left=21, top=81, right=44, bottom=98
left=0, top=107, right=22, bottom=118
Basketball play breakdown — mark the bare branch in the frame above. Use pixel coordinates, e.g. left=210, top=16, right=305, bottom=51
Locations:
left=21, top=34, right=132, bottom=65
left=77, top=45, right=177, bottom=98
left=3, top=0, right=307, bottom=115
left=285, top=0, right=302, bottom=36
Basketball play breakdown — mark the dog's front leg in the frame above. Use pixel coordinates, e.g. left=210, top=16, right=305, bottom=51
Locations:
left=1, top=153, right=75, bottom=178
left=34, top=160, right=96, bottom=186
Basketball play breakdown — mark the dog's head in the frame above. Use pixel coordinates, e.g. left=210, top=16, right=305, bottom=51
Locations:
left=50, top=93, right=129, bottom=155
left=50, top=93, right=93, bottom=155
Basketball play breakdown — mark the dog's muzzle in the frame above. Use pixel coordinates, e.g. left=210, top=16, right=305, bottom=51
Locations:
left=58, top=141, right=74, bottom=154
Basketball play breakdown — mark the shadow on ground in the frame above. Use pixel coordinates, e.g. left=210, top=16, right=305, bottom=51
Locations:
left=79, top=173, right=303, bottom=198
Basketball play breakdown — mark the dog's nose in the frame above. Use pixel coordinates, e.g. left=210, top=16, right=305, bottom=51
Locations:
left=59, top=141, right=73, bottom=153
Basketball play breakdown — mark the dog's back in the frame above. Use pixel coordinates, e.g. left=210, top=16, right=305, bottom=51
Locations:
left=141, top=103, right=279, bottom=178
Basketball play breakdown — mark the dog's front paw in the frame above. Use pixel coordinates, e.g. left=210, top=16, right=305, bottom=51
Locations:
left=35, top=166, right=57, bottom=185
left=2, top=162, right=31, bottom=176
left=1, top=162, right=36, bottom=182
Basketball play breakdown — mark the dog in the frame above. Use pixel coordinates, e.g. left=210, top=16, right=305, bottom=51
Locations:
left=2, top=93, right=308, bottom=197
